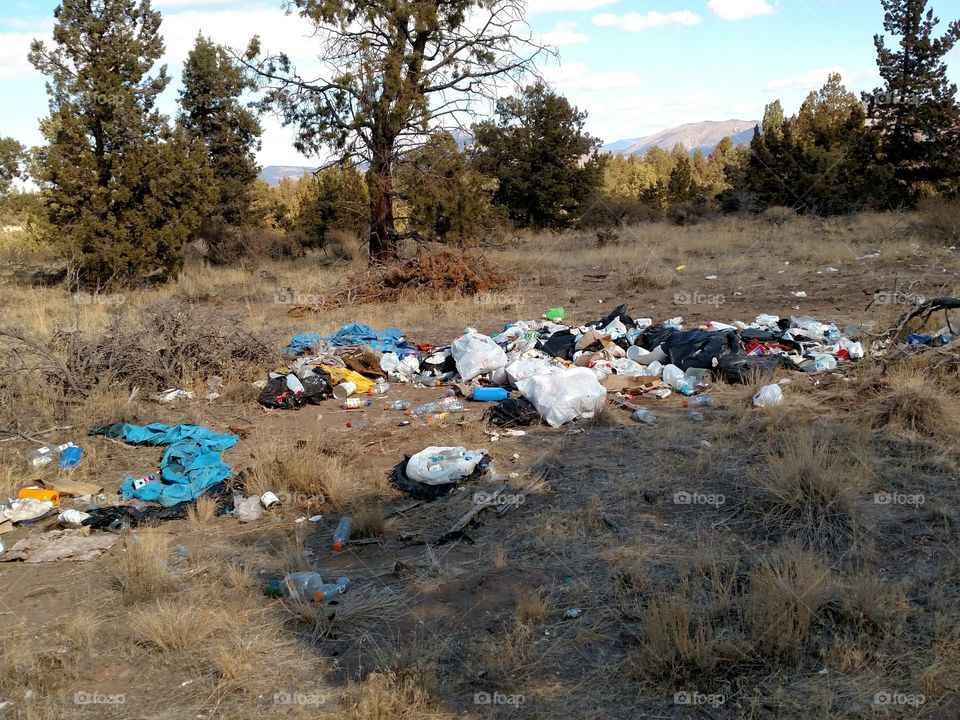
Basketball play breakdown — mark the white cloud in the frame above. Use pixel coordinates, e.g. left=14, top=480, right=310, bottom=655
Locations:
left=0, top=30, right=44, bottom=80
left=707, top=0, right=775, bottom=22
left=538, top=20, right=589, bottom=47
left=528, top=0, right=618, bottom=17
left=592, top=10, right=701, bottom=32
left=541, top=60, right=642, bottom=92
left=155, top=0, right=250, bottom=8
left=763, top=67, right=846, bottom=92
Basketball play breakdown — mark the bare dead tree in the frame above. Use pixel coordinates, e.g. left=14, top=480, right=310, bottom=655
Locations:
left=240, top=0, right=549, bottom=263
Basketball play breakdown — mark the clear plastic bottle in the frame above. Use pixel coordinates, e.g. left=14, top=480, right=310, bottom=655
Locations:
left=426, top=412, right=448, bottom=426
left=267, top=572, right=350, bottom=603
left=342, top=397, right=372, bottom=410
left=683, top=395, right=713, bottom=408
left=368, top=382, right=390, bottom=395
left=410, top=401, right=440, bottom=416
left=385, top=399, right=411, bottom=411
left=437, top=397, right=465, bottom=412
left=332, top=516, right=352, bottom=551
left=632, top=408, right=657, bottom=426
left=27, top=443, right=75, bottom=469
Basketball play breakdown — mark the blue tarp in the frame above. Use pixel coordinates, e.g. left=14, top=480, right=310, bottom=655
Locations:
left=285, top=323, right=409, bottom=355
left=91, top=422, right=238, bottom=506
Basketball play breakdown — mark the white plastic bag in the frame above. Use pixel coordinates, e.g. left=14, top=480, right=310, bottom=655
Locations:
left=753, top=384, right=784, bottom=407
left=661, top=364, right=686, bottom=390
left=516, top=367, right=606, bottom=427
left=451, top=331, right=508, bottom=381
left=505, top=358, right=562, bottom=386
left=406, top=446, right=486, bottom=485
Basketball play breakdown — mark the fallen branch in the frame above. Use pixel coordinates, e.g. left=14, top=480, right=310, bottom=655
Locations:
left=437, top=485, right=506, bottom=544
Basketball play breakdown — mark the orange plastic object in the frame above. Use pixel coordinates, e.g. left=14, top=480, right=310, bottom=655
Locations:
left=18, top=487, right=60, bottom=505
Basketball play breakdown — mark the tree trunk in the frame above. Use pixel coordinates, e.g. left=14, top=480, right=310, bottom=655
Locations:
left=368, top=151, right=398, bottom=264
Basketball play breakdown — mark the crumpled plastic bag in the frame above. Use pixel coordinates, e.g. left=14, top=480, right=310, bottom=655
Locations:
left=516, top=367, right=606, bottom=427
left=451, top=331, right=508, bottom=381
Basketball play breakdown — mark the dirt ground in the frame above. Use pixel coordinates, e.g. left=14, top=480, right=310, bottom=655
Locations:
left=1, top=212, right=959, bottom=719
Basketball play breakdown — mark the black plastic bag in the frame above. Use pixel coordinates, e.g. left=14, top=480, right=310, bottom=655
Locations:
left=666, top=329, right=742, bottom=371
left=715, top=354, right=797, bottom=384
left=485, top=397, right=541, bottom=428
left=389, top=454, right=492, bottom=501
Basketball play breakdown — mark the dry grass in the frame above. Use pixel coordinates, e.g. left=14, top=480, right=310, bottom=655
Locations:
left=188, top=495, right=219, bottom=526
left=515, top=586, right=548, bottom=625
left=870, top=366, right=959, bottom=440
left=750, top=425, right=871, bottom=549
left=115, top=528, right=177, bottom=603
left=741, top=546, right=835, bottom=662
left=131, top=598, right=224, bottom=652
left=245, top=434, right=369, bottom=510
left=345, top=670, right=444, bottom=720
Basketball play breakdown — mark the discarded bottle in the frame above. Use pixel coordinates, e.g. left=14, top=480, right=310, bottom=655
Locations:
left=677, top=383, right=695, bottom=396
left=683, top=395, right=713, bottom=408
left=385, top=399, right=411, bottom=411
left=266, top=572, right=351, bottom=603
left=368, top=382, right=390, bottom=395
left=342, top=397, right=372, bottom=410
left=332, top=516, right=353, bottom=552
left=132, top=473, right=158, bottom=490
left=688, top=411, right=704, bottom=421
left=632, top=408, right=657, bottom=426
left=426, top=412, right=448, bottom=426
left=58, top=445, right=83, bottom=470
left=412, top=373, right=440, bottom=386
left=27, top=443, right=75, bottom=470
left=472, top=387, right=509, bottom=402
left=344, top=418, right=367, bottom=430
left=438, top=397, right=465, bottom=412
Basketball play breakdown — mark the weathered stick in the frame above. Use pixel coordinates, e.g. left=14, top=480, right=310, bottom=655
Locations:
left=437, top=486, right=506, bottom=544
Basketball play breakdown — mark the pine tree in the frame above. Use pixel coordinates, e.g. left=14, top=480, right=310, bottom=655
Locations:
left=179, top=35, right=262, bottom=228
left=866, top=0, right=960, bottom=198
left=29, top=0, right=211, bottom=285
left=0, top=137, right=24, bottom=196
left=472, top=83, right=604, bottom=229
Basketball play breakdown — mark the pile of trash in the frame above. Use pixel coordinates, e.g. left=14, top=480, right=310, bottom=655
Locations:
left=258, top=308, right=866, bottom=430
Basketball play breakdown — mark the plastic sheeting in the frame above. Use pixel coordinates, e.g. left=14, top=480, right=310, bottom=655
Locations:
left=91, top=423, right=238, bottom=506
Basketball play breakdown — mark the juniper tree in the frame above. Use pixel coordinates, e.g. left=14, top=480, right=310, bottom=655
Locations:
left=29, top=0, right=211, bottom=285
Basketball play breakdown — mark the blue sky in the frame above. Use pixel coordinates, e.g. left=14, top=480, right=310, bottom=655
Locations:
left=1, top=0, right=958, bottom=165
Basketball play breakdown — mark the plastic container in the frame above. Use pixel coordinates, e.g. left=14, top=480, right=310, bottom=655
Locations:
left=26, top=443, right=75, bottom=469
left=332, top=516, right=352, bottom=552
left=813, top=354, right=837, bottom=371
left=385, top=399, right=411, bottom=411
left=368, top=382, right=390, bottom=395
left=472, top=387, right=509, bottom=402
left=684, top=368, right=711, bottom=388
left=683, top=395, right=713, bottom=408
left=266, top=572, right=351, bottom=603
left=632, top=408, right=657, bottom=426
left=411, top=398, right=464, bottom=416
left=132, top=473, right=158, bottom=490
left=17, top=487, right=60, bottom=504
left=342, top=397, right=371, bottom=410
left=333, top=381, right=357, bottom=399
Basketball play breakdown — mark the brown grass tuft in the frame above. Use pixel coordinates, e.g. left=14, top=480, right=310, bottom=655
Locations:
left=115, top=529, right=177, bottom=603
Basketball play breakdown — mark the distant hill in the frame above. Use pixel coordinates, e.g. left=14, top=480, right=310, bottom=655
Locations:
left=258, top=165, right=316, bottom=186
left=602, top=119, right=758, bottom=157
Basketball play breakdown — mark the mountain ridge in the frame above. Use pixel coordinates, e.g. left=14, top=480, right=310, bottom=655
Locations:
left=602, top=119, right=758, bottom=157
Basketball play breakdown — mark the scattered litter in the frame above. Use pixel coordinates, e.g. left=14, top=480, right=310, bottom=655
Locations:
left=233, top=494, right=263, bottom=523
left=0, top=529, right=119, bottom=562
left=563, top=608, right=583, bottom=619
left=704, top=275, right=718, bottom=280
left=156, top=388, right=194, bottom=403
left=791, top=291, right=808, bottom=298
left=753, top=384, right=784, bottom=407
left=309, top=514, right=324, bottom=522
left=332, top=516, right=352, bottom=552
left=266, top=572, right=350, bottom=603
left=58, top=509, right=91, bottom=526
left=2, top=498, right=54, bottom=523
